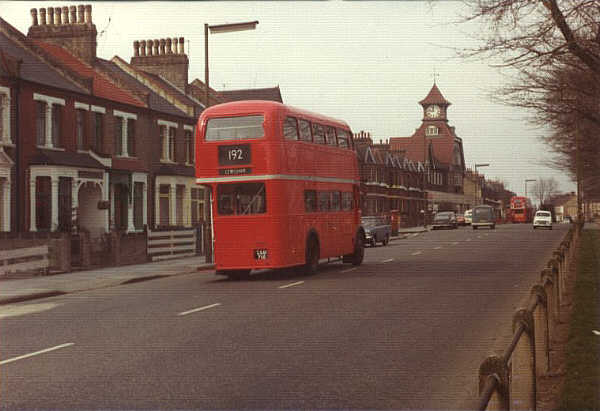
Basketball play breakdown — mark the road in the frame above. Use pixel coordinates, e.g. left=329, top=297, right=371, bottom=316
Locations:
left=0, top=223, right=568, bottom=409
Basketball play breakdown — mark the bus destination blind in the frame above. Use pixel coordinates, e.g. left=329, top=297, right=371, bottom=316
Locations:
left=218, top=144, right=251, bottom=166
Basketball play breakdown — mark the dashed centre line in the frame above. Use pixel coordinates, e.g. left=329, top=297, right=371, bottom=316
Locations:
left=278, top=281, right=305, bottom=289
left=381, top=258, right=394, bottom=263
left=434, top=246, right=442, bottom=250
left=411, top=251, right=422, bottom=256
left=178, top=303, right=221, bottom=316
left=466, top=238, right=472, bottom=242
left=0, top=343, right=74, bottom=365
left=452, top=241, right=459, bottom=245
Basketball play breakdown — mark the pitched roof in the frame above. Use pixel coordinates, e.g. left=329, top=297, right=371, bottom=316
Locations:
left=189, top=79, right=224, bottom=107
left=0, top=18, right=88, bottom=93
left=30, top=150, right=106, bottom=169
left=220, top=86, right=283, bottom=103
left=419, top=83, right=451, bottom=106
left=33, top=40, right=145, bottom=108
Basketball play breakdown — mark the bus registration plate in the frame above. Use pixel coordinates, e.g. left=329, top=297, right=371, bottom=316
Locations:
left=254, top=249, right=268, bottom=260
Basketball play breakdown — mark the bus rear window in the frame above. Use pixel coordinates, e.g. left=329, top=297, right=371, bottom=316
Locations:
left=206, top=115, right=264, bottom=141
left=217, top=183, right=266, bottom=215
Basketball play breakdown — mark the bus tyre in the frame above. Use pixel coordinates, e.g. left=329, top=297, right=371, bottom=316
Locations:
left=228, top=270, right=251, bottom=281
left=304, top=237, right=320, bottom=275
left=351, top=231, right=365, bottom=266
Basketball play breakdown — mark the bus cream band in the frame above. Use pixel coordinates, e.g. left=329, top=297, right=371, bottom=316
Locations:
left=196, top=174, right=359, bottom=185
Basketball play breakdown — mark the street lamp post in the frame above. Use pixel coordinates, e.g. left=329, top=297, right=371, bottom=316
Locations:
left=524, top=179, right=536, bottom=199
left=204, top=20, right=259, bottom=108
left=474, top=163, right=489, bottom=205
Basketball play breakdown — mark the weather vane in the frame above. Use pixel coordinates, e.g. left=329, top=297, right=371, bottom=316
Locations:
left=432, top=67, right=440, bottom=85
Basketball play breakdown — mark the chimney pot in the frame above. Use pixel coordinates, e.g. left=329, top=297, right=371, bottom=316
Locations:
left=133, top=40, right=140, bottom=57
left=55, top=7, right=62, bottom=25
left=140, top=40, right=147, bottom=56
left=70, top=6, right=77, bottom=24
left=159, top=38, right=166, bottom=55
left=77, top=5, right=85, bottom=24
left=47, top=7, right=54, bottom=25
left=153, top=39, right=159, bottom=55
left=172, top=37, right=178, bottom=54
left=147, top=40, right=154, bottom=56
left=166, top=38, right=172, bottom=54
left=62, top=7, right=69, bottom=24
left=179, top=37, right=184, bottom=54
left=30, top=9, right=39, bottom=26
left=85, top=4, right=92, bottom=24
left=39, top=8, right=46, bottom=25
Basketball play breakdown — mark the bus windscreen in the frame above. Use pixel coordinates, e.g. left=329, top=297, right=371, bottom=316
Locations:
left=206, top=115, right=264, bottom=141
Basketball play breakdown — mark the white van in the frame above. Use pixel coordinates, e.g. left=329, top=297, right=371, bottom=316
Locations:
left=533, top=210, right=552, bottom=230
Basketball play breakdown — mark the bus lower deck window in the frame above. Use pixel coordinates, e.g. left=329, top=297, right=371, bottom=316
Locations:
left=217, top=183, right=266, bottom=215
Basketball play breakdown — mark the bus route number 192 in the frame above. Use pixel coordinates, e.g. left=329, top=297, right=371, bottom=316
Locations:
left=219, top=144, right=250, bottom=166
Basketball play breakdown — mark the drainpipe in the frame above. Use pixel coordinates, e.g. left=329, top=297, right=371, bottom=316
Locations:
left=14, top=78, right=21, bottom=233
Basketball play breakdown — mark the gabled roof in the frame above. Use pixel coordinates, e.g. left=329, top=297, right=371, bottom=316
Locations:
left=34, top=41, right=145, bottom=108
left=0, top=17, right=88, bottom=93
left=220, top=86, right=283, bottom=103
left=419, top=83, right=451, bottom=106
left=189, top=79, right=224, bottom=107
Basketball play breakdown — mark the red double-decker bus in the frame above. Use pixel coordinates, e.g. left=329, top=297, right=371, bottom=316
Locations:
left=195, top=101, right=365, bottom=279
left=509, top=196, right=534, bottom=223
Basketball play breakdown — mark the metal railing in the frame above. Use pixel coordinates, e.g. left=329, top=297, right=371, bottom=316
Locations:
left=468, top=223, right=581, bottom=410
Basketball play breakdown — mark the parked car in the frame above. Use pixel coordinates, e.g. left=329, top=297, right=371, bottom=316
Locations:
left=361, top=216, right=392, bottom=246
left=431, top=211, right=457, bottom=230
left=472, top=205, right=495, bottom=229
left=456, top=213, right=466, bottom=226
left=533, top=210, right=553, bottom=230
left=464, top=209, right=473, bottom=225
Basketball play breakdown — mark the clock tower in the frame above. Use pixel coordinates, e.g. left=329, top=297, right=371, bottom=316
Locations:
left=419, top=83, right=451, bottom=122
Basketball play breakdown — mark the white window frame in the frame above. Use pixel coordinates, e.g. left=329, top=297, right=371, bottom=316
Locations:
left=158, top=119, right=178, bottom=163
left=34, top=93, right=65, bottom=150
left=0, top=86, right=13, bottom=146
left=113, top=109, right=137, bottom=158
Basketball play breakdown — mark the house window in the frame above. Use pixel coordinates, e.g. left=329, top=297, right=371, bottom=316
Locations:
left=58, top=177, right=72, bottom=232
left=35, top=176, right=51, bottom=231
left=51, top=105, right=61, bottom=147
left=133, top=182, right=144, bottom=230
left=159, top=120, right=178, bottom=162
left=169, top=127, right=176, bottom=162
left=184, top=128, right=194, bottom=164
left=91, top=111, right=104, bottom=153
left=36, top=101, right=46, bottom=147
left=425, top=125, right=439, bottom=136
left=0, top=87, right=11, bottom=145
left=127, top=118, right=136, bottom=157
left=113, top=110, right=137, bottom=157
left=159, top=184, right=170, bottom=226
left=191, top=188, right=204, bottom=224
left=76, top=109, right=86, bottom=150
left=176, top=185, right=185, bottom=226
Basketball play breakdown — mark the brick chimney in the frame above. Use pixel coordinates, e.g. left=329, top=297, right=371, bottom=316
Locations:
left=28, top=4, right=97, bottom=64
left=130, top=37, right=189, bottom=90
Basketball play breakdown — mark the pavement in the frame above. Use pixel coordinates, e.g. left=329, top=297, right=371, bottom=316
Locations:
left=0, top=226, right=429, bottom=305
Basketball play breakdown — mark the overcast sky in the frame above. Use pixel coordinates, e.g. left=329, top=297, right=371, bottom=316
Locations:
left=2, top=1, right=577, bottom=198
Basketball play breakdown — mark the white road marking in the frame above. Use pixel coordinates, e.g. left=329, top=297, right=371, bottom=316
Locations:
left=0, top=343, right=74, bottom=365
left=466, top=238, right=472, bottom=242
left=278, top=281, right=305, bottom=289
left=178, top=303, right=221, bottom=316
left=0, top=303, right=61, bottom=320
left=477, top=236, right=483, bottom=239
left=411, top=251, right=422, bottom=256
left=381, top=258, right=394, bottom=263
left=434, top=246, right=442, bottom=250
left=341, top=267, right=357, bottom=273
left=452, top=241, right=459, bottom=245
left=411, top=233, right=420, bottom=238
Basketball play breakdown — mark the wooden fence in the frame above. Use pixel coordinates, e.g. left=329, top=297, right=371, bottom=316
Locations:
left=0, top=245, right=50, bottom=276
left=147, top=228, right=197, bottom=261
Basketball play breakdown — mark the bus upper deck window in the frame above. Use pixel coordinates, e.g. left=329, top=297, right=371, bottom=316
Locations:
left=206, top=115, right=264, bottom=141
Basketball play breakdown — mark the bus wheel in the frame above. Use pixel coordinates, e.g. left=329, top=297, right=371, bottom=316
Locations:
left=351, top=232, right=365, bottom=266
left=228, top=270, right=251, bottom=281
left=304, top=237, right=320, bottom=275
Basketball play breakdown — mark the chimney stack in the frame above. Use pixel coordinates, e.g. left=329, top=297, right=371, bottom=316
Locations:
left=28, top=4, right=98, bottom=65
left=130, top=35, right=190, bottom=90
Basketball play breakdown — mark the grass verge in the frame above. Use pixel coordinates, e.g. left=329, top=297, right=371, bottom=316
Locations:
left=558, top=229, right=600, bottom=410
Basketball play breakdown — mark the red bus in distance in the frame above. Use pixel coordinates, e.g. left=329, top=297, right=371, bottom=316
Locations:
left=195, top=100, right=365, bottom=280
left=509, top=196, right=534, bottom=223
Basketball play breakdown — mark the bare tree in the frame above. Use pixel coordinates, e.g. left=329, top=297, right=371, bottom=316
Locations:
left=531, top=177, right=560, bottom=205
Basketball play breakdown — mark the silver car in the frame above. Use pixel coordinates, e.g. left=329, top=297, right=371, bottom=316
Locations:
left=431, top=211, right=458, bottom=230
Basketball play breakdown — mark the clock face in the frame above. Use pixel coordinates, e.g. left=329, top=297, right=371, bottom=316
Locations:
left=426, top=105, right=441, bottom=118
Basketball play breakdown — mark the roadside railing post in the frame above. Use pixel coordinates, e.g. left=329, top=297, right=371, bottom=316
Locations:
left=478, top=356, right=509, bottom=411
left=530, top=285, right=549, bottom=376
left=548, top=259, right=562, bottom=308
left=510, top=309, right=536, bottom=410
left=540, top=269, right=557, bottom=352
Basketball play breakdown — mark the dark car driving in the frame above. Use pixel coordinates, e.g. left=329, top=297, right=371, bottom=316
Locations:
left=431, top=211, right=457, bottom=230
